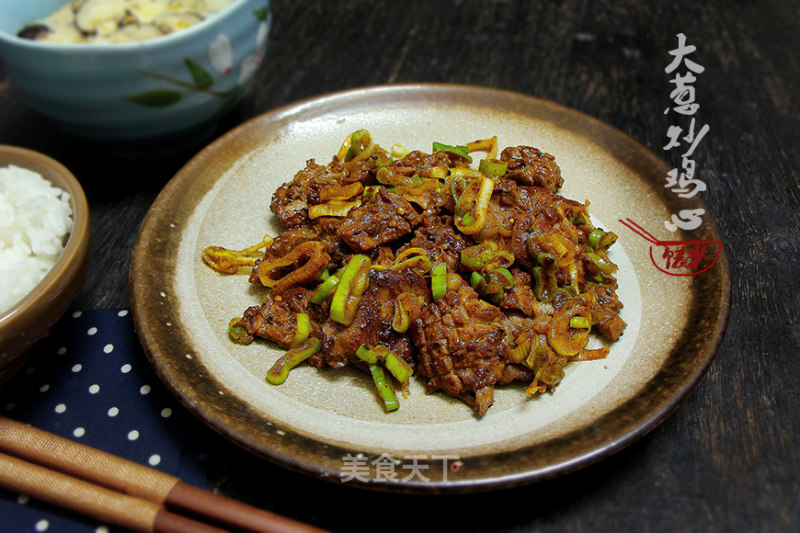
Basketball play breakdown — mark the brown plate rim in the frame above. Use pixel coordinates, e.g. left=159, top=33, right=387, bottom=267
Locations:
left=130, top=83, right=731, bottom=493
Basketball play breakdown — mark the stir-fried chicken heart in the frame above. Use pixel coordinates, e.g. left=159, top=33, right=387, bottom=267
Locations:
left=412, top=282, right=508, bottom=416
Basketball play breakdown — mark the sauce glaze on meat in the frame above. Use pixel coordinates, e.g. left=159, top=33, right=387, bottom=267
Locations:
left=206, top=132, right=626, bottom=416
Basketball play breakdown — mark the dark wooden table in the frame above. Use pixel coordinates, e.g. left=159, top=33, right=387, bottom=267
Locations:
left=2, top=1, right=798, bottom=531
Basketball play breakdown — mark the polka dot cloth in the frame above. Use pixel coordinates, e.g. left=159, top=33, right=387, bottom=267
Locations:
left=0, top=310, right=208, bottom=532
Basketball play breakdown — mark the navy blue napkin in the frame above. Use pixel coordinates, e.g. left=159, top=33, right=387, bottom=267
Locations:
left=0, top=309, right=208, bottom=533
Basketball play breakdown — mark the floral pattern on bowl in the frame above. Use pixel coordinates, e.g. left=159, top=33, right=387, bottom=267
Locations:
left=0, top=0, right=271, bottom=149
left=126, top=7, right=270, bottom=110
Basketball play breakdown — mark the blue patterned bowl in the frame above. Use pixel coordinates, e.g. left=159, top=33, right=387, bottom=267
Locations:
left=0, top=0, right=271, bottom=152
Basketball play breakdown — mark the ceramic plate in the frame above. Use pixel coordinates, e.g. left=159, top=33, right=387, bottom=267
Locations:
left=130, top=84, right=730, bottom=492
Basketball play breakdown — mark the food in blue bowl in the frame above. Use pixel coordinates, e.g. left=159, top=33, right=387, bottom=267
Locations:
left=0, top=0, right=271, bottom=152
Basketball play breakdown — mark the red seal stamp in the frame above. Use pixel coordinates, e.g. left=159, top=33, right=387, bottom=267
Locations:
left=619, top=218, right=721, bottom=276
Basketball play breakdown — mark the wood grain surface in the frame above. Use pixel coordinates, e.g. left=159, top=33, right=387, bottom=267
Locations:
left=1, top=1, right=797, bottom=531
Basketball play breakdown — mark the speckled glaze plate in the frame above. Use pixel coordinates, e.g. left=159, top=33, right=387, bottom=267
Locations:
left=130, top=84, right=730, bottom=492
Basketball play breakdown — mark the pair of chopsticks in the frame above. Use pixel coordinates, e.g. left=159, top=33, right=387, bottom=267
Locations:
left=0, top=416, right=327, bottom=533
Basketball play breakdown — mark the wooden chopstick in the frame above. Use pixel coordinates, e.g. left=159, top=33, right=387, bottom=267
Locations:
left=0, top=452, right=227, bottom=533
left=0, top=417, right=327, bottom=533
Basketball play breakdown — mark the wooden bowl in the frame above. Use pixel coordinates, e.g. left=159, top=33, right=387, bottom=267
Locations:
left=0, top=146, right=90, bottom=384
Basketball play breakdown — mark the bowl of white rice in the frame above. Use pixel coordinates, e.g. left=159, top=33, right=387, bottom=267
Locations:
left=0, top=146, right=90, bottom=384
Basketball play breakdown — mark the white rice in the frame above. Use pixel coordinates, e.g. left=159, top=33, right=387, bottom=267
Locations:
left=0, top=165, right=74, bottom=315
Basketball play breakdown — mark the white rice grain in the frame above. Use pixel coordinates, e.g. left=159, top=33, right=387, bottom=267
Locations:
left=0, top=165, right=73, bottom=314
